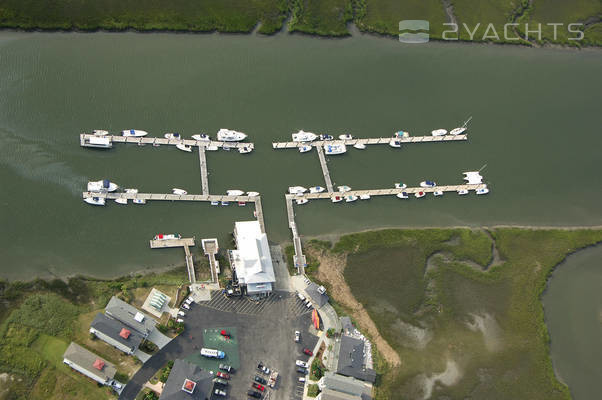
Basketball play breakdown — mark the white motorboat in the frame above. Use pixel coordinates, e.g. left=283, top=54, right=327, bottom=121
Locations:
left=86, top=136, right=112, bottom=148
left=239, top=145, right=253, bottom=154
left=172, top=188, right=188, bottom=195
left=221, top=201, right=229, bottom=206
left=206, top=145, right=219, bottom=151
left=339, top=134, right=353, bottom=140
left=345, top=195, right=358, bottom=202
left=319, top=134, right=334, bottom=141
left=415, top=191, right=426, bottom=198
left=133, top=198, right=146, bottom=204
left=353, top=143, right=366, bottom=150
left=92, top=130, right=109, bottom=136
left=433, top=190, right=444, bottom=197
left=457, top=189, right=469, bottom=195
left=359, top=194, right=371, bottom=200
left=299, top=145, right=313, bottom=153
left=296, top=198, right=309, bottom=205
left=176, top=144, right=192, bottom=152
left=476, top=187, right=490, bottom=195
left=88, top=179, right=118, bottom=192
left=431, top=129, right=448, bottom=136
left=154, top=233, right=181, bottom=240
left=115, top=197, right=127, bottom=205
left=122, top=129, right=148, bottom=137
left=450, top=116, right=472, bottom=135
left=395, top=183, right=407, bottom=189
left=164, top=132, right=181, bottom=139
left=288, top=186, right=307, bottom=195
left=331, top=195, right=343, bottom=203
left=227, top=190, right=245, bottom=196
left=309, top=186, right=325, bottom=193
left=389, top=140, right=402, bottom=148
left=337, top=185, right=351, bottom=192
left=325, top=143, right=346, bottom=155
left=84, top=196, right=105, bottom=206
left=463, top=171, right=483, bottom=184
left=211, top=200, right=219, bottom=206
left=125, top=188, right=138, bottom=194
left=392, top=130, right=409, bottom=138
left=247, top=191, right=260, bottom=197
left=217, top=128, right=247, bottom=142
left=420, top=181, right=437, bottom=188
left=291, top=130, right=318, bottom=142
left=192, top=134, right=210, bottom=141
left=396, top=192, right=409, bottom=199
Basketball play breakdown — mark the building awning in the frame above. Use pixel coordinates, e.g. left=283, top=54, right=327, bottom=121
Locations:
left=119, top=328, right=131, bottom=339
left=93, top=358, right=105, bottom=370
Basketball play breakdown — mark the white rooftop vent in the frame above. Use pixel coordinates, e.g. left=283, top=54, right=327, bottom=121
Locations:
left=317, top=285, right=326, bottom=295
left=134, top=312, right=145, bottom=323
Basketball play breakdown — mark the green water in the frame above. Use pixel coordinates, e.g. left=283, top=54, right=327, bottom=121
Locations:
left=543, top=245, right=602, bottom=400
left=0, top=32, right=601, bottom=280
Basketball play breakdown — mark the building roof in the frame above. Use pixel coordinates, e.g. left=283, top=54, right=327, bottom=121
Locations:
left=306, top=282, right=330, bottom=307
left=90, top=313, right=143, bottom=352
left=320, top=372, right=372, bottom=399
left=232, top=221, right=275, bottom=293
left=337, top=336, right=376, bottom=383
left=63, top=342, right=116, bottom=381
left=159, top=359, right=214, bottom=400
left=105, top=296, right=156, bottom=335
left=319, top=388, right=362, bottom=400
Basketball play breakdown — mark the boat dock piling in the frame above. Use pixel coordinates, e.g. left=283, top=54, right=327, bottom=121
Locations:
left=271, top=134, right=467, bottom=149
left=149, top=237, right=197, bottom=283
left=285, top=196, right=307, bottom=274
left=201, top=238, right=220, bottom=284
left=315, top=145, right=334, bottom=193
left=198, top=145, right=209, bottom=195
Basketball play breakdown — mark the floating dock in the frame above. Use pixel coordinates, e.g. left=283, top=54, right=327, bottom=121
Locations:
left=291, top=183, right=487, bottom=200
left=315, top=145, right=334, bottom=193
left=149, top=237, right=197, bottom=283
left=272, top=134, right=467, bottom=149
left=198, top=146, right=209, bottom=195
left=84, top=192, right=256, bottom=202
left=80, top=133, right=254, bottom=150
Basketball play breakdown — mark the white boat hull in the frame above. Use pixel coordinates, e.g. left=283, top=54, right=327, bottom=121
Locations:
left=122, top=129, right=148, bottom=137
left=172, top=188, right=188, bottom=195
left=88, top=180, right=118, bottom=192
left=247, top=191, right=260, bottom=197
left=217, top=129, right=247, bottom=142
left=359, top=194, right=371, bottom=200
left=192, top=134, right=210, bottom=141
left=457, top=190, right=469, bottom=195
left=337, top=186, right=351, bottom=192
left=227, top=190, right=245, bottom=196
left=389, top=140, right=402, bottom=148
left=115, top=198, right=128, bottom=204
left=345, top=195, right=358, bottom=202
left=176, top=144, right=192, bottom=152
left=299, top=145, right=313, bottom=153
left=133, top=199, right=146, bottom=204
left=164, top=133, right=181, bottom=139
left=288, top=186, right=307, bottom=194
left=84, top=197, right=105, bottom=206
left=324, top=144, right=346, bottom=155
left=92, top=130, right=109, bottom=136
left=396, top=192, right=409, bottom=199
left=353, top=143, right=366, bottom=150
left=415, top=192, right=426, bottom=198
left=420, top=181, right=436, bottom=188
left=450, top=127, right=466, bottom=135
left=292, top=130, right=318, bottom=142
left=431, top=129, right=447, bottom=136
left=331, top=196, right=343, bottom=203
left=339, top=134, right=353, bottom=140
left=395, top=183, right=407, bottom=189
left=309, top=186, right=325, bottom=193
left=296, top=199, right=309, bottom=205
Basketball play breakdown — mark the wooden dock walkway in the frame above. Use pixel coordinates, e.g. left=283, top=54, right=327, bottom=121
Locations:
left=149, top=237, right=197, bottom=283
left=272, top=134, right=467, bottom=149
left=285, top=196, right=306, bottom=274
left=315, top=145, right=334, bottom=193
left=80, top=133, right=254, bottom=150
left=83, top=192, right=257, bottom=202
left=201, top=238, right=220, bottom=284
left=183, top=244, right=196, bottom=284
left=198, top=146, right=209, bottom=195
left=292, top=183, right=487, bottom=200
left=254, top=196, right=266, bottom=233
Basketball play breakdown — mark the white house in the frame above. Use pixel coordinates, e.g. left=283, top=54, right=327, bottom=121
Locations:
left=63, top=342, right=116, bottom=385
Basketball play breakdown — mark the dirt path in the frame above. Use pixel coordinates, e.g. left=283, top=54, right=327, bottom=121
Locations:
left=308, top=248, right=401, bottom=367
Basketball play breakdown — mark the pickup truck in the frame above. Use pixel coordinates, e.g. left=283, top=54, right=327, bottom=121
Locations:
left=268, top=370, right=279, bottom=388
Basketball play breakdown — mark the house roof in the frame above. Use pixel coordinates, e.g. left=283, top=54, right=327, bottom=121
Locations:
left=319, top=388, right=362, bottom=400
left=232, top=221, right=275, bottom=291
left=90, top=313, right=143, bottom=351
left=63, top=342, right=116, bottom=381
left=159, top=359, right=213, bottom=400
left=105, top=296, right=156, bottom=335
left=340, top=317, right=354, bottom=335
left=336, top=336, right=376, bottom=383
left=306, top=282, right=330, bottom=307
left=320, top=372, right=372, bottom=399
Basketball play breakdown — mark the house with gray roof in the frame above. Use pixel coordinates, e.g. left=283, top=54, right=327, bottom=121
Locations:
left=90, top=312, right=143, bottom=355
left=337, top=335, right=376, bottom=383
left=306, top=282, right=330, bottom=308
left=317, top=389, right=362, bottom=400
left=159, top=359, right=214, bottom=400
left=318, top=372, right=372, bottom=400
left=105, top=296, right=156, bottom=337
left=63, top=342, right=116, bottom=385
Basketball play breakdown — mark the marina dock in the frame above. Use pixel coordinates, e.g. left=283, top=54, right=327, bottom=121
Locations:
left=149, top=237, right=197, bottom=283
left=83, top=192, right=256, bottom=202
left=80, top=133, right=253, bottom=150
left=272, top=134, right=467, bottom=149
left=254, top=196, right=266, bottom=233
left=285, top=196, right=307, bottom=274
left=291, top=183, right=487, bottom=200
left=201, top=239, right=220, bottom=284
left=315, top=145, right=334, bottom=193
left=198, top=146, right=209, bottom=195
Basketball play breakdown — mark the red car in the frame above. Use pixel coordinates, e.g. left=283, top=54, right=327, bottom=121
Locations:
left=216, top=371, right=230, bottom=380
left=303, top=348, right=313, bottom=356
left=252, top=382, right=266, bottom=392
left=220, top=330, right=231, bottom=339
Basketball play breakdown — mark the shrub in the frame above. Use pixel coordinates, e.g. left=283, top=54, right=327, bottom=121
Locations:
left=307, top=383, right=320, bottom=397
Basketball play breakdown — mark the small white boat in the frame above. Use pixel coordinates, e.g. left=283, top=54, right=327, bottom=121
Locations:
left=359, top=194, right=371, bottom=200
left=337, top=185, right=351, bottom=192
left=92, top=130, right=109, bottom=136
left=211, top=201, right=219, bottom=205
left=122, top=129, right=148, bottom=137
left=221, top=201, right=229, bottom=206
left=164, top=133, right=181, bottom=139
left=88, top=180, right=118, bottom=192
left=339, top=134, right=353, bottom=140
left=353, top=143, right=366, bottom=150
left=247, top=191, right=260, bottom=197
left=172, top=188, right=188, bottom=195
left=420, top=181, right=437, bottom=188
left=463, top=171, right=483, bottom=184
left=289, top=186, right=307, bottom=195
left=309, top=186, right=325, bottom=193
left=154, top=233, right=181, bottom=240
left=125, top=188, right=138, bottom=194
left=176, top=144, right=192, bottom=152
left=319, top=134, right=333, bottom=141
left=396, top=192, right=409, bottom=199
left=331, top=195, right=343, bottom=203
left=296, top=198, right=309, bottom=205
left=433, top=190, right=444, bottom=197
left=451, top=116, right=472, bottom=135
left=457, top=189, right=469, bottom=195
left=227, top=190, right=245, bottom=196
left=115, top=198, right=127, bottom=205
left=133, top=198, right=146, bottom=204
left=325, top=143, right=346, bottom=155
left=192, top=134, right=210, bottom=141
left=431, top=129, right=448, bottom=136
left=217, top=128, right=247, bottom=142
left=395, top=183, right=407, bottom=189
left=392, top=130, right=410, bottom=138
left=299, top=145, right=313, bottom=153
left=345, top=195, right=358, bottom=202
left=206, top=145, right=219, bottom=151
left=415, top=191, right=426, bottom=198
left=476, top=187, right=490, bottom=195
left=239, top=145, right=253, bottom=154
left=292, top=130, right=318, bottom=142
left=84, top=196, right=105, bottom=206
left=389, top=140, right=402, bottom=148
left=86, top=136, right=112, bottom=148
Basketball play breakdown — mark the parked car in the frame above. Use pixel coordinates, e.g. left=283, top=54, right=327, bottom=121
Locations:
left=176, top=318, right=184, bottom=323
left=181, top=303, right=190, bottom=310
left=257, top=362, right=270, bottom=374
left=214, top=388, right=227, bottom=396
left=213, top=378, right=228, bottom=386
left=216, top=371, right=230, bottom=380
left=299, top=377, right=306, bottom=382
left=297, top=292, right=306, bottom=301
left=254, top=375, right=267, bottom=385
left=247, top=390, right=262, bottom=398
left=177, top=311, right=185, bottom=317
left=252, top=382, right=266, bottom=391
left=295, top=360, right=308, bottom=368
left=185, top=296, right=194, bottom=304
left=219, top=363, right=233, bottom=373
left=294, top=330, right=301, bottom=342
left=220, top=329, right=231, bottom=339
left=296, top=367, right=307, bottom=374
left=303, top=348, right=313, bottom=356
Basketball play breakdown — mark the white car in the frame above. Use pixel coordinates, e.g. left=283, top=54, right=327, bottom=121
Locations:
left=295, top=360, right=308, bottom=368
left=294, top=331, right=301, bottom=343
left=176, top=318, right=184, bottom=323
left=185, top=296, right=194, bottom=304
left=298, top=377, right=306, bottom=383
left=178, top=311, right=186, bottom=317
left=181, top=303, right=190, bottom=310
left=214, top=388, right=227, bottom=396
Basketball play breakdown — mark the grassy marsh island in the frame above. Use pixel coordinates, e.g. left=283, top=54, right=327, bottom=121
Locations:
left=303, top=228, right=602, bottom=399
